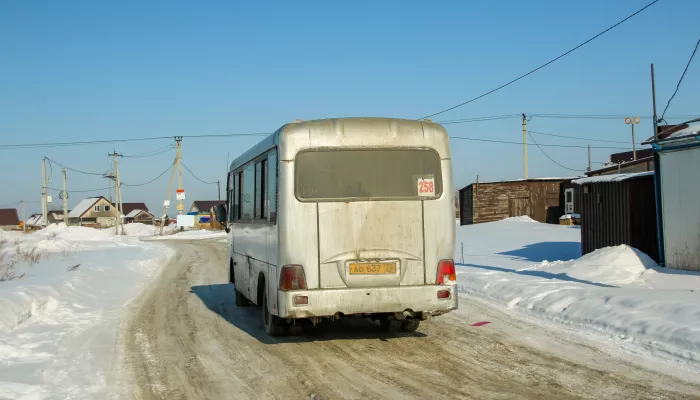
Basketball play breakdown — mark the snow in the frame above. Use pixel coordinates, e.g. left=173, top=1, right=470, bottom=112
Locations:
left=572, top=171, right=653, bottom=184
left=559, top=213, right=581, bottom=219
left=108, top=222, right=161, bottom=237
left=455, top=217, right=700, bottom=373
left=0, top=224, right=172, bottom=398
left=68, top=197, right=101, bottom=218
left=125, top=209, right=142, bottom=218
left=666, top=123, right=700, bottom=140
left=147, top=228, right=226, bottom=241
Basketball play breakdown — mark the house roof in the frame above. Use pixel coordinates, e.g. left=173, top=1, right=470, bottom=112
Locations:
left=585, top=155, right=653, bottom=176
left=460, top=177, right=576, bottom=191
left=26, top=213, right=43, bottom=226
left=573, top=171, right=653, bottom=185
left=0, top=208, right=20, bottom=226
left=192, top=200, right=225, bottom=212
left=609, top=149, right=653, bottom=164
left=68, top=197, right=105, bottom=218
left=116, top=202, right=149, bottom=215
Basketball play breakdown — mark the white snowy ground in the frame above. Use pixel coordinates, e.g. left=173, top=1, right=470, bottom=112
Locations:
left=454, top=216, right=700, bottom=380
left=0, top=224, right=174, bottom=400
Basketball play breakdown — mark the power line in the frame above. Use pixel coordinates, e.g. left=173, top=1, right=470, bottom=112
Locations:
left=48, top=186, right=112, bottom=193
left=121, top=145, right=174, bottom=158
left=448, top=135, right=630, bottom=149
left=45, top=157, right=105, bottom=176
left=436, top=114, right=522, bottom=124
left=121, top=162, right=175, bottom=187
left=659, top=37, right=700, bottom=123
left=0, top=133, right=271, bottom=150
left=527, top=132, right=585, bottom=172
left=420, top=0, right=660, bottom=120
left=528, top=129, right=633, bottom=144
left=182, top=162, right=217, bottom=185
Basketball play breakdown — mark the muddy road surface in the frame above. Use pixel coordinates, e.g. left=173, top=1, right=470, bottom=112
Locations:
left=110, top=239, right=700, bottom=399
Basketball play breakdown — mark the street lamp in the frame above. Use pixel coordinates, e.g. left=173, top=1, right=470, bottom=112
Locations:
left=625, top=116, right=641, bottom=160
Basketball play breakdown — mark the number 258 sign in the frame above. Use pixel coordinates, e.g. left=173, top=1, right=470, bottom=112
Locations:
left=417, top=177, right=435, bottom=196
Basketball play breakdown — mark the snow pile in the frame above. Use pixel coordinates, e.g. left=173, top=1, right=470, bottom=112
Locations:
left=147, top=229, right=226, bottom=241
left=455, top=217, right=700, bottom=369
left=525, top=245, right=657, bottom=285
left=108, top=222, right=159, bottom=237
left=0, top=224, right=172, bottom=398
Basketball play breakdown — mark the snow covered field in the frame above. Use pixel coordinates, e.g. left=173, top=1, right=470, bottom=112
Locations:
left=0, top=224, right=173, bottom=399
left=454, top=217, right=700, bottom=378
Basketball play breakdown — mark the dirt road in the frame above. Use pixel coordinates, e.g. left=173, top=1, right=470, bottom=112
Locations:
left=110, top=239, right=700, bottom=400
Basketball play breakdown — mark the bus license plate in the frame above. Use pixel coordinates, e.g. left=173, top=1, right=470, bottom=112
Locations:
left=349, top=263, right=397, bottom=275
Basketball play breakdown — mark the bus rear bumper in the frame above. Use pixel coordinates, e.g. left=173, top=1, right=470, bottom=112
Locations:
left=278, top=285, right=458, bottom=319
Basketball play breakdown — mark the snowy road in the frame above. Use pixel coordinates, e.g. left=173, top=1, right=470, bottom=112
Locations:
left=110, top=239, right=700, bottom=400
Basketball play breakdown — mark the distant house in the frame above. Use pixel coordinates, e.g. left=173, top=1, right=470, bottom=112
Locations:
left=586, top=149, right=655, bottom=177
left=458, top=178, right=569, bottom=225
left=0, top=208, right=21, bottom=230
left=25, top=213, right=44, bottom=229
left=190, top=200, right=225, bottom=227
left=645, top=123, right=700, bottom=271
left=573, top=172, right=658, bottom=262
left=115, top=202, right=154, bottom=224
left=68, top=196, right=119, bottom=227
left=125, top=209, right=155, bottom=224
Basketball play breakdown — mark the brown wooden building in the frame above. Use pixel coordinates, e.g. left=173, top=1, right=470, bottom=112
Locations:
left=458, top=178, right=568, bottom=225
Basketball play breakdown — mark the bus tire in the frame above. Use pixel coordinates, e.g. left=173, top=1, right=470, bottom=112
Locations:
left=262, top=288, right=284, bottom=336
left=235, top=289, right=250, bottom=307
left=401, top=319, right=420, bottom=333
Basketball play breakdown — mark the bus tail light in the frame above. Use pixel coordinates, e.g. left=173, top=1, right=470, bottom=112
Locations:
left=279, top=264, right=307, bottom=291
left=436, top=259, right=456, bottom=285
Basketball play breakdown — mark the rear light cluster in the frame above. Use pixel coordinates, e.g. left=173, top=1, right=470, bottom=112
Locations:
left=436, top=259, right=456, bottom=285
left=279, top=264, right=307, bottom=291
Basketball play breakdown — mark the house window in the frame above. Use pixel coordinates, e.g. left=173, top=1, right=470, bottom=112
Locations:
left=104, top=205, right=111, bottom=212
left=94, top=205, right=100, bottom=212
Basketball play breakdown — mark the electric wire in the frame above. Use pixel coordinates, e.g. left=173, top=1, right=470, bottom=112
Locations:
left=182, top=162, right=217, bottom=185
left=420, top=0, right=660, bottom=119
left=448, top=135, right=631, bottom=149
left=528, top=129, right=634, bottom=144
left=44, top=157, right=105, bottom=176
left=659, top=37, right=700, bottom=123
left=121, top=162, right=175, bottom=187
left=527, top=132, right=585, bottom=172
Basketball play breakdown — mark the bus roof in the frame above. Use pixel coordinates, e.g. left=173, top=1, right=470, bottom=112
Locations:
left=229, top=117, right=448, bottom=171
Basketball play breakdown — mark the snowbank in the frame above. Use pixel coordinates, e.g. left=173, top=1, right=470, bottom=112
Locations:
left=108, top=222, right=160, bottom=237
left=455, top=217, right=700, bottom=370
left=0, top=224, right=172, bottom=398
left=147, top=229, right=226, bottom=241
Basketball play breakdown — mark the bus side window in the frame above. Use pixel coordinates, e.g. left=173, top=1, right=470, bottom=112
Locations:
left=227, top=171, right=234, bottom=223
left=243, top=164, right=255, bottom=222
left=267, top=150, right=277, bottom=223
left=235, top=171, right=242, bottom=221
left=255, top=159, right=267, bottom=220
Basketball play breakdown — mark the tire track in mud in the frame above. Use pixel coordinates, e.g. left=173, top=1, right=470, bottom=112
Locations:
left=111, top=239, right=700, bottom=400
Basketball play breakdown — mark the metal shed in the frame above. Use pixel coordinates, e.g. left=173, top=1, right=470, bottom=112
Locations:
left=645, top=123, right=700, bottom=271
left=573, top=172, right=658, bottom=262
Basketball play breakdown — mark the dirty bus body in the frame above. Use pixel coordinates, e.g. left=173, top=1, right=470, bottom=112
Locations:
left=221, top=117, right=457, bottom=336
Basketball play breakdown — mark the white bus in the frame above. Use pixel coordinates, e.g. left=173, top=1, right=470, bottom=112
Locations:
left=216, top=117, right=457, bottom=336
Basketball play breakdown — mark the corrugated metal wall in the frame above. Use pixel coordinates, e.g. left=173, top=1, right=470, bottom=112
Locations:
left=660, top=147, right=700, bottom=271
left=578, top=176, right=658, bottom=262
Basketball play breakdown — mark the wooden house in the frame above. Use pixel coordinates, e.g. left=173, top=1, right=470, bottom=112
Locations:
left=458, top=178, right=567, bottom=225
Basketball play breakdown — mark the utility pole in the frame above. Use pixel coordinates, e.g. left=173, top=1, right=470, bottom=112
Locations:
left=62, top=168, right=69, bottom=225
left=42, top=158, right=48, bottom=228
left=161, top=137, right=183, bottom=234
left=587, top=144, right=591, bottom=172
left=217, top=180, right=221, bottom=201
left=21, top=200, right=26, bottom=232
left=651, top=63, right=658, bottom=138
left=110, top=151, right=124, bottom=235
left=522, top=114, right=528, bottom=179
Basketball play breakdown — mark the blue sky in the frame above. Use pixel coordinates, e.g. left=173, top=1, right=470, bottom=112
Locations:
left=1, top=0, right=699, bottom=215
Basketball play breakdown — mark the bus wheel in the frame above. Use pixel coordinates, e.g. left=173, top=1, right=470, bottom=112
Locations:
left=401, top=319, right=420, bottom=333
left=262, top=289, right=284, bottom=336
left=380, top=316, right=402, bottom=333
left=235, top=289, right=249, bottom=307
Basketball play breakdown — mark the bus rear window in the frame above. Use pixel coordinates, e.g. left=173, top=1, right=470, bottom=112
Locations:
left=295, top=148, right=443, bottom=201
